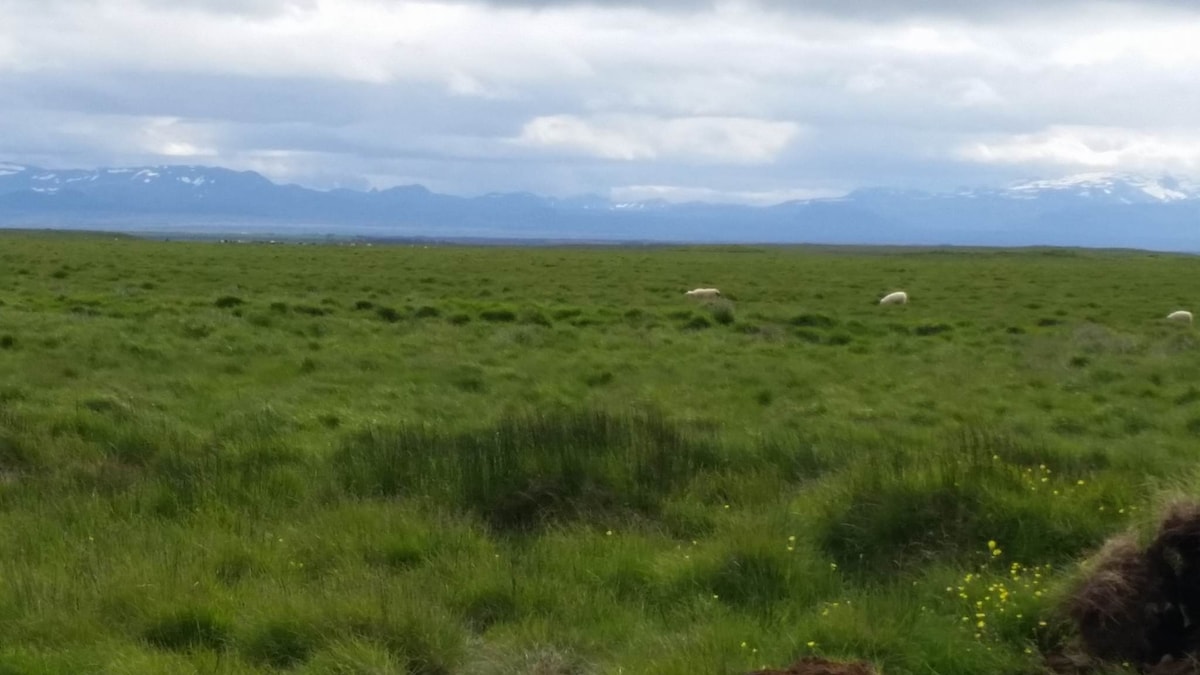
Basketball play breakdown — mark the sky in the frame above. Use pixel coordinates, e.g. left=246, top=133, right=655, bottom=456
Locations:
left=3, top=0, right=1200, bottom=204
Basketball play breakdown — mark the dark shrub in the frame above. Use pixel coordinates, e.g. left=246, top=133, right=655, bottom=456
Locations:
left=214, top=296, right=244, bottom=309
left=364, top=541, right=427, bottom=571
left=825, top=333, right=853, bottom=346
left=244, top=620, right=318, bottom=668
left=450, top=365, right=485, bottom=392
left=143, top=608, right=231, bottom=652
left=457, top=587, right=520, bottom=632
left=293, top=305, right=328, bottom=317
left=0, top=431, right=40, bottom=471
left=789, top=313, right=835, bottom=328
left=794, top=329, right=822, bottom=344
left=914, top=323, right=952, bottom=337
left=1175, top=387, right=1200, bottom=406
left=519, top=308, right=551, bottom=327
left=583, top=371, right=614, bottom=387
left=181, top=322, right=213, bottom=340
left=480, top=308, right=518, bottom=323
left=215, top=550, right=259, bottom=585
left=709, top=302, right=735, bottom=326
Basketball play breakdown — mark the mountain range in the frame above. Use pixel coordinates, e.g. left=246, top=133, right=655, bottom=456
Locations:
left=1, top=162, right=1199, bottom=250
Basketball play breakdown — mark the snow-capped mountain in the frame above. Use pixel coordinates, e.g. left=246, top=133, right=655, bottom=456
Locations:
left=1, top=163, right=1199, bottom=251
left=0, top=164, right=248, bottom=190
left=0, top=164, right=274, bottom=206
left=997, top=173, right=1200, bottom=204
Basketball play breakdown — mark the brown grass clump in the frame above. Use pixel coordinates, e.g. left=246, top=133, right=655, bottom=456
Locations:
left=1066, top=535, right=1169, bottom=663
left=1063, top=500, right=1200, bottom=669
left=1147, top=501, right=1200, bottom=634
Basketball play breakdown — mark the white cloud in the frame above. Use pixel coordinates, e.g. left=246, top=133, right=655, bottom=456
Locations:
left=867, top=24, right=986, bottom=56
left=1050, top=23, right=1200, bottom=67
left=958, top=126, right=1200, bottom=173
left=159, top=142, right=216, bottom=157
left=952, top=79, right=1004, bottom=108
left=514, top=114, right=801, bottom=163
left=137, top=117, right=220, bottom=158
left=446, top=71, right=504, bottom=98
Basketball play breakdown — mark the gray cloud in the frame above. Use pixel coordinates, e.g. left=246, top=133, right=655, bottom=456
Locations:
left=0, top=0, right=317, bottom=16
left=2, top=0, right=1200, bottom=202
left=442, top=0, right=1200, bottom=20
left=149, top=0, right=315, bottom=13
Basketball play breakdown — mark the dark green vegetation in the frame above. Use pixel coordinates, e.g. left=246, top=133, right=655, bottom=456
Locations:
left=1, top=232, right=1199, bottom=673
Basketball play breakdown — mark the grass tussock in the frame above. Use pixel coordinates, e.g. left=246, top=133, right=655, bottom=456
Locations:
left=334, top=408, right=720, bottom=531
left=143, top=608, right=232, bottom=652
left=816, top=428, right=1129, bottom=577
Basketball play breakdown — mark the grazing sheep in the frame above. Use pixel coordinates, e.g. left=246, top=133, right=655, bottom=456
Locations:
left=685, top=288, right=721, bottom=299
left=1167, top=310, right=1193, bottom=324
left=879, top=291, right=908, bottom=305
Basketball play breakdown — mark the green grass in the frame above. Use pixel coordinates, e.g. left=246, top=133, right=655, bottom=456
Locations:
left=2, top=232, right=1200, bottom=673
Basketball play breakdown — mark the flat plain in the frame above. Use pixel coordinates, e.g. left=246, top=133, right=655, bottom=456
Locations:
left=2, top=231, right=1199, bottom=674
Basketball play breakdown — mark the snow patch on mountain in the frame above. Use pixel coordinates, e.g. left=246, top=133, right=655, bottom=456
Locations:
left=1005, top=172, right=1200, bottom=203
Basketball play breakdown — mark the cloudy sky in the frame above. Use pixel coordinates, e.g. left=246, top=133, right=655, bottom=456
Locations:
left=3, top=0, right=1200, bottom=203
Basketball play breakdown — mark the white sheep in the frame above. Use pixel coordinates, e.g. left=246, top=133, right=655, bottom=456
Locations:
left=1167, top=310, right=1193, bottom=324
left=879, top=291, right=908, bottom=305
left=685, top=288, right=722, bottom=299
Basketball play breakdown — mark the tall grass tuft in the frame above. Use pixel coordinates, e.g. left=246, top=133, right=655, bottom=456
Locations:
left=142, top=608, right=232, bottom=652
left=816, top=428, right=1122, bottom=576
left=708, top=300, right=736, bottom=326
left=244, top=619, right=320, bottom=668
left=333, top=408, right=722, bottom=531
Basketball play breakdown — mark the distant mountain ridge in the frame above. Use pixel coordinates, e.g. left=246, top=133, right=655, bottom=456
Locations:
left=1, top=162, right=1199, bottom=251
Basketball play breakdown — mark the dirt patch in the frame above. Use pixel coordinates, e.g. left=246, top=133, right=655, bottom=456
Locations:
left=745, top=657, right=877, bottom=675
left=1060, top=501, right=1200, bottom=671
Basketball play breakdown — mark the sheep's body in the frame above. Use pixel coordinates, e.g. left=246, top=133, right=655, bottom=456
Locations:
left=685, top=288, right=721, bottom=299
left=879, top=291, right=908, bottom=305
left=1168, top=310, right=1194, bottom=324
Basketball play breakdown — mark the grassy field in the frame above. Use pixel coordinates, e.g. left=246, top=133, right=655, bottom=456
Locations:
left=2, top=231, right=1200, bottom=674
